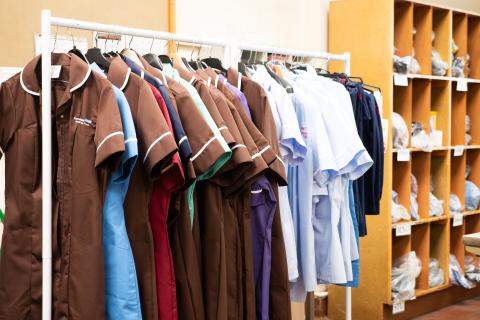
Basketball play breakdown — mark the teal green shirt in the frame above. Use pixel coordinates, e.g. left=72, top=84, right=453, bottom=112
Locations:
left=163, top=64, right=231, bottom=225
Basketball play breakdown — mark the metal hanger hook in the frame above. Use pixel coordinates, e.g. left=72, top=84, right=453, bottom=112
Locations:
left=191, top=45, right=195, bottom=61
left=129, top=36, right=134, bottom=49
left=197, top=45, right=201, bottom=60
left=150, top=37, right=155, bottom=53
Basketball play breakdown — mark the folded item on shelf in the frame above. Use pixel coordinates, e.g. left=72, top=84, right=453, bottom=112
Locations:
left=432, top=48, right=448, bottom=76
left=429, top=258, right=445, bottom=287
left=450, top=254, right=476, bottom=289
left=410, top=193, right=419, bottom=220
left=466, top=114, right=471, bottom=133
left=411, top=121, right=433, bottom=151
left=466, top=133, right=472, bottom=146
left=452, top=56, right=466, bottom=78
left=465, top=255, right=480, bottom=282
left=411, top=173, right=418, bottom=195
left=393, top=55, right=421, bottom=74
left=466, top=164, right=471, bottom=179
left=392, top=252, right=422, bottom=301
left=465, top=180, right=480, bottom=211
left=450, top=193, right=463, bottom=214
left=429, top=192, right=444, bottom=217
left=392, top=191, right=410, bottom=223
left=392, top=112, right=409, bottom=149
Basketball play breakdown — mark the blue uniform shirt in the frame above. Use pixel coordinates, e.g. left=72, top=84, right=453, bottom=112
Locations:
left=92, top=63, right=143, bottom=319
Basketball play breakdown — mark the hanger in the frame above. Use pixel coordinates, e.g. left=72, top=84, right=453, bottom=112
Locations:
left=202, top=45, right=227, bottom=74
left=121, top=36, right=143, bottom=67
left=238, top=50, right=253, bottom=77
left=265, top=61, right=294, bottom=93
left=159, top=39, right=174, bottom=66
left=107, top=34, right=120, bottom=57
left=86, top=32, right=111, bottom=70
left=67, top=28, right=88, bottom=62
left=143, top=38, right=163, bottom=70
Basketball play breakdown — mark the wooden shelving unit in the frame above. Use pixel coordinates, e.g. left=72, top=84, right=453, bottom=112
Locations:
left=329, top=1, right=480, bottom=319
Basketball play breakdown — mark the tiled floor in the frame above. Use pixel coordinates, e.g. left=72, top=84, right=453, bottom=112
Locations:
left=412, top=297, right=480, bottom=320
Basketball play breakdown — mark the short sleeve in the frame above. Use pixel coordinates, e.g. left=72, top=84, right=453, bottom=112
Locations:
left=94, top=84, right=125, bottom=169
left=140, top=83, right=178, bottom=179
left=175, top=92, right=225, bottom=176
left=0, top=84, right=15, bottom=160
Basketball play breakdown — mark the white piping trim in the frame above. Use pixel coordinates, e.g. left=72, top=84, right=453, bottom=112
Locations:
left=251, top=189, right=263, bottom=194
left=189, top=76, right=196, bottom=84
left=140, top=70, right=145, bottom=79
left=231, top=144, right=247, bottom=151
left=207, top=77, right=211, bottom=87
left=178, top=136, right=188, bottom=146
left=143, top=132, right=172, bottom=164
left=20, top=69, right=40, bottom=96
left=70, top=65, right=92, bottom=92
left=252, top=145, right=271, bottom=159
left=0, top=144, right=4, bottom=155
left=124, top=138, right=137, bottom=144
left=160, top=71, right=168, bottom=88
left=214, top=75, right=219, bottom=88
left=276, top=155, right=285, bottom=166
left=97, top=131, right=124, bottom=152
left=218, top=126, right=228, bottom=131
left=119, top=68, right=132, bottom=91
left=190, top=136, right=218, bottom=162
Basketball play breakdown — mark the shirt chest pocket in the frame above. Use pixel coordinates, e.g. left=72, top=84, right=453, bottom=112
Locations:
left=72, top=125, right=97, bottom=192
left=15, top=126, right=38, bottom=193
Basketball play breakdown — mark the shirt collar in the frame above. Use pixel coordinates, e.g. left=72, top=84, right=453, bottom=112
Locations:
left=107, top=57, right=132, bottom=91
left=20, top=53, right=92, bottom=96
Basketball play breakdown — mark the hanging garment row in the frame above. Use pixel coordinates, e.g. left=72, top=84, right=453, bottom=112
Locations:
left=0, top=42, right=383, bottom=320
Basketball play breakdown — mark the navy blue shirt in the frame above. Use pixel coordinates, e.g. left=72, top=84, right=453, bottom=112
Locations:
left=123, top=57, right=193, bottom=176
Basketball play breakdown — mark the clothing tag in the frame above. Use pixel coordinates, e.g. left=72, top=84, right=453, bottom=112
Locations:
left=395, top=223, right=411, bottom=237
left=382, top=119, right=389, bottom=154
left=454, top=145, right=464, bottom=156
left=397, top=149, right=410, bottom=162
left=214, top=75, right=219, bottom=88
left=394, top=74, right=408, bottom=87
left=374, top=91, right=383, bottom=116
left=457, top=79, right=468, bottom=92
left=453, top=213, right=463, bottom=227
left=392, top=300, right=405, bottom=314
left=51, top=65, right=61, bottom=79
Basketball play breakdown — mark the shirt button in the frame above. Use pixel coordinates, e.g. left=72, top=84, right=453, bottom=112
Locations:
left=60, top=115, right=64, bottom=119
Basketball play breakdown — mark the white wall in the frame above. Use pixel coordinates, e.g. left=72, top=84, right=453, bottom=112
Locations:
left=176, top=0, right=330, bottom=54
left=176, top=0, right=480, bottom=60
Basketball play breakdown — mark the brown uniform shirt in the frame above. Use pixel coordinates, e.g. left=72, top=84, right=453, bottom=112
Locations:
left=0, top=53, right=125, bottom=319
left=165, top=76, right=228, bottom=320
left=227, top=68, right=292, bottom=320
left=107, top=57, right=178, bottom=320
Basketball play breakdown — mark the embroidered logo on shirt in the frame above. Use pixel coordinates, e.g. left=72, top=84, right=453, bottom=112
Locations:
left=74, top=117, right=96, bottom=128
left=301, top=127, right=308, bottom=139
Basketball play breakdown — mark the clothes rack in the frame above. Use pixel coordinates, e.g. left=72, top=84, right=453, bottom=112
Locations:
left=39, top=9, right=351, bottom=320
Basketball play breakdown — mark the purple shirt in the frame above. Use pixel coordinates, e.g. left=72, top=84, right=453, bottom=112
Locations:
left=219, top=74, right=252, bottom=119
left=221, top=74, right=276, bottom=320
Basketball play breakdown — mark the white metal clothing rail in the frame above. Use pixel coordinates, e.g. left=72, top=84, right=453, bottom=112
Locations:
left=236, top=43, right=351, bottom=75
left=39, top=9, right=352, bottom=320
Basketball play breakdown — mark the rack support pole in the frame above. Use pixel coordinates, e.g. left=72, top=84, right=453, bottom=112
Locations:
left=41, top=9, right=53, bottom=320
